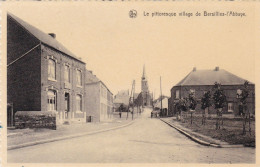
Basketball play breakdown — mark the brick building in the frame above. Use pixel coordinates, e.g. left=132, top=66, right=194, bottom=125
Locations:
left=85, top=70, right=113, bottom=122
left=168, top=67, right=255, bottom=116
left=7, top=13, right=87, bottom=125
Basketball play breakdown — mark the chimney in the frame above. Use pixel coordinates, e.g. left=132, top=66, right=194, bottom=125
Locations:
left=89, top=71, right=93, bottom=74
left=215, top=66, right=219, bottom=71
left=193, top=67, right=196, bottom=72
left=48, top=33, right=56, bottom=38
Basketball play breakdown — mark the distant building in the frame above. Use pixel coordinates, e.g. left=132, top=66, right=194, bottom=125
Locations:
left=85, top=70, right=113, bottom=122
left=154, top=96, right=169, bottom=110
left=7, top=13, right=87, bottom=125
left=168, top=67, right=255, bottom=116
left=114, top=90, right=130, bottom=110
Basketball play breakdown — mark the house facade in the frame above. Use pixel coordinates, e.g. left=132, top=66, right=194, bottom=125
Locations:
left=168, top=67, right=255, bottom=116
left=85, top=70, right=113, bottom=122
left=7, top=13, right=87, bottom=125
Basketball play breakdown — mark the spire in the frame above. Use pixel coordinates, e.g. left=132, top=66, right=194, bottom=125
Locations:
left=142, top=64, right=146, bottom=79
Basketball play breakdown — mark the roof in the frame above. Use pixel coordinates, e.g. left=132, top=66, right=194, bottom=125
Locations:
left=85, top=70, right=113, bottom=94
left=8, top=13, right=84, bottom=63
left=154, top=96, right=170, bottom=102
left=175, top=68, right=253, bottom=87
left=85, top=70, right=100, bottom=84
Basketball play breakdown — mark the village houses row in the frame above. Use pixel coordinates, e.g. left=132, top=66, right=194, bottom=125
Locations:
left=7, top=13, right=113, bottom=126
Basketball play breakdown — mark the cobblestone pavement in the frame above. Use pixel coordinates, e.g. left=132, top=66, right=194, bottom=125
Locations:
left=8, top=108, right=255, bottom=163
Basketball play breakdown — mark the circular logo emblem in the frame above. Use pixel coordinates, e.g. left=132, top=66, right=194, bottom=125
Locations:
left=129, top=10, right=137, bottom=18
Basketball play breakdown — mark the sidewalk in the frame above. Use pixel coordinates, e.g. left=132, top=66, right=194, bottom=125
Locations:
left=8, top=113, right=135, bottom=150
left=160, top=117, right=245, bottom=148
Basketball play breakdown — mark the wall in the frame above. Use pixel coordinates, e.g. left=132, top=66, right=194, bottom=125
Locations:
left=7, top=16, right=42, bottom=114
left=85, top=82, right=100, bottom=122
left=15, top=111, right=56, bottom=129
left=40, top=45, right=86, bottom=122
left=100, top=83, right=110, bottom=121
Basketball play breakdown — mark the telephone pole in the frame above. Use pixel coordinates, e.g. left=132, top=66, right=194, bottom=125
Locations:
left=160, top=76, right=163, bottom=113
left=132, top=80, right=135, bottom=120
left=127, top=80, right=135, bottom=120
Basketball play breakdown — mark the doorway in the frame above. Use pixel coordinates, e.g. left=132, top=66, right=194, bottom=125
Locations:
left=65, top=93, right=70, bottom=119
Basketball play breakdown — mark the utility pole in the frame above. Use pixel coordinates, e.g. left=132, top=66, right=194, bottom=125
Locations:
left=127, top=80, right=135, bottom=120
left=153, top=89, right=156, bottom=110
left=132, top=80, right=135, bottom=120
left=160, top=76, right=163, bottom=117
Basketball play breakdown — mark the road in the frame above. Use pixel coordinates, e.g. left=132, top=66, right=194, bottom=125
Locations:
left=8, top=108, right=255, bottom=163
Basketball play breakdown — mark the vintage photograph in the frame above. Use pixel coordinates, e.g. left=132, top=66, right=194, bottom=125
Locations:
left=1, top=1, right=258, bottom=165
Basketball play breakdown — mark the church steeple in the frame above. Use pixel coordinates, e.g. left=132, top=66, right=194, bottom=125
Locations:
left=142, top=64, right=146, bottom=80
left=141, top=64, right=149, bottom=93
left=141, top=64, right=150, bottom=106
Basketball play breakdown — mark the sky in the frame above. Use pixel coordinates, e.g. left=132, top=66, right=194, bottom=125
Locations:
left=3, top=2, right=255, bottom=98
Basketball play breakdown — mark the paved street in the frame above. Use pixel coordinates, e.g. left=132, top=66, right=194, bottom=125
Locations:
left=8, top=108, right=255, bottom=163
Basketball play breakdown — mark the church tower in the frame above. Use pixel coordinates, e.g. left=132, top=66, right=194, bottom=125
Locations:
left=141, top=65, right=150, bottom=106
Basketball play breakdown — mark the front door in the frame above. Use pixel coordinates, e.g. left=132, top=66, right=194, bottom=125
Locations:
left=65, top=93, right=70, bottom=119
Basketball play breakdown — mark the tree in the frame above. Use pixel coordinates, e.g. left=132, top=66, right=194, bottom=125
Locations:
left=188, top=90, right=197, bottom=124
left=201, top=91, right=211, bottom=125
left=213, top=82, right=227, bottom=130
left=134, top=93, right=143, bottom=115
left=238, top=81, right=251, bottom=135
left=179, top=97, right=188, bottom=122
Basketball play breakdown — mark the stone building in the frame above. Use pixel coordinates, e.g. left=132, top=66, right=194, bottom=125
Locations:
left=85, top=70, right=113, bottom=122
left=168, top=67, right=255, bottom=116
left=7, top=13, right=87, bottom=125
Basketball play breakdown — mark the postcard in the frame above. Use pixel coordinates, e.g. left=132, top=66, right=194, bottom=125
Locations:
left=0, top=1, right=259, bottom=167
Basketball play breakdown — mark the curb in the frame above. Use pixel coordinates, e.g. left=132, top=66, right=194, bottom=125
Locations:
left=160, top=119, right=222, bottom=148
left=160, top=119, right=246, bottom=148
left=8, top=120, right=135, bottom=150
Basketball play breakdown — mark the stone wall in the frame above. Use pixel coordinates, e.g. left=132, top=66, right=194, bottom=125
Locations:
left=15, top=111, right=56, bottom=129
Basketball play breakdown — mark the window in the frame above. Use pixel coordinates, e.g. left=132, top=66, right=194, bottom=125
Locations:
left=176, top=90, right=180, bottom=99
left=237, top=89, right=242, bottom=98
left=190, top=89, right=195, bottom=96
left=47, top=90, right=57, bottom=111
left=76, top=69, right=82, bottom=86
left=228, top=103, right=234, bottom=112
left=76, top=95, right=82, bottom=112
left=64, top=65, right=70, bottom=83
left=48, top=59, right=56, bottom=80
